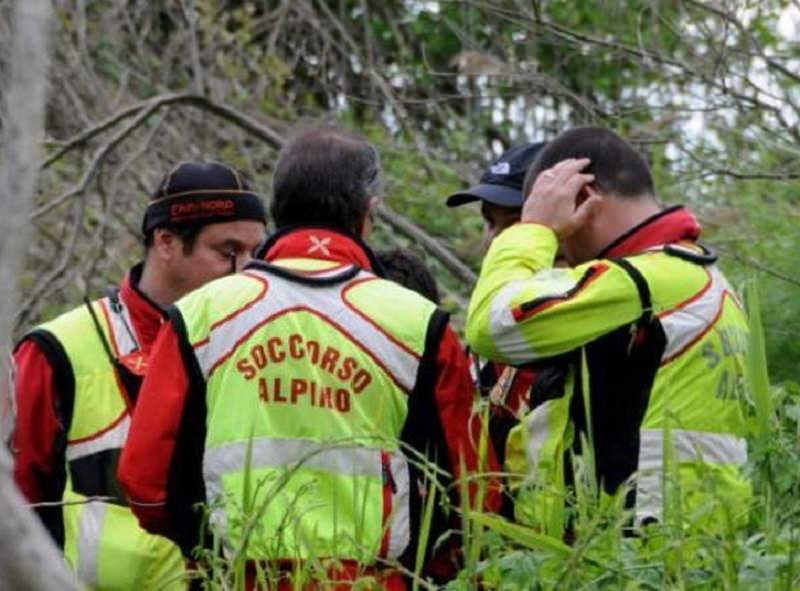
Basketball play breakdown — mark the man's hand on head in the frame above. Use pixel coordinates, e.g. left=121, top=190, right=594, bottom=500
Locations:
left=521, top=158, right=601, bottom=240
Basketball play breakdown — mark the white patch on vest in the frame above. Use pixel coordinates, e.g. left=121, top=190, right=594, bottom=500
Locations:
left=529, top=268, right=578, bottom=297
left=76, top=501, right=108, bottom=588
left=488, top=269, right=579, bottom=364
left=387, top=451, right=411, bottom=558
left=204, top=438, right=385, bottom=498
left=659, top=266, right=733, bottom=363
left=66, top=414, right=131, bottom=461
left=489, top=279, right=541, bottom=363
left=524, top=399, right=557, bottom=478
left=635, top=428, right=747, bottom=524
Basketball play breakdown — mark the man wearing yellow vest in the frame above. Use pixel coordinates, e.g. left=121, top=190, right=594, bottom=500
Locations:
left=119, top=125, right=501, bottom=589
left=11, top=161, right=266, bottom=589
left=466, top=127, right=751, bottom=536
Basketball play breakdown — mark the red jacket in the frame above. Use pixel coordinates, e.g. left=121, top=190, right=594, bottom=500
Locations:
left=11, top=264, right=165, bottom=544
left=118, top=228, right=501, bottom=582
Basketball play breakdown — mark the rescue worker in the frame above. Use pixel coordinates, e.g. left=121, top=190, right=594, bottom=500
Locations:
left=446, top=142, right=547, bottom=516
left=447, top=142, right=546, bottom=251
left=118, top=125, right=501, bottom=589
left=12, top=161, right=267, bottom=589
left=466, top=127, right=751, bottom=536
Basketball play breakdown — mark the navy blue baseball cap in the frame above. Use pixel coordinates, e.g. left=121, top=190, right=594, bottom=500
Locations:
left=446, top=142, right=546, bottom=208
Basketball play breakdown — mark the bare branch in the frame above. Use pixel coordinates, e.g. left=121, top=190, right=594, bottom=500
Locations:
left=375, top=204, right=477, bottom=286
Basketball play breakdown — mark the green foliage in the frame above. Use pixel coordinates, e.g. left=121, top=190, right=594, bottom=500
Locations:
left=17, top=0, right=800, bottom=587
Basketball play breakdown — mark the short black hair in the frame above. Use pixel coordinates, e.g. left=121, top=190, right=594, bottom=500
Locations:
left=376, top=249, right=440, bottom=304
left=271, top=125, right=382, bottom=234
left=523, top=127, right=655, bottom=200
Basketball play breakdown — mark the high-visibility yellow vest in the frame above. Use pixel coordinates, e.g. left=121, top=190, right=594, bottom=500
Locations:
left=174, top=259, right=438, bottom=563
left=467, top=223, right=751, bottom=535
left=35, top=295, right=185, bottom=590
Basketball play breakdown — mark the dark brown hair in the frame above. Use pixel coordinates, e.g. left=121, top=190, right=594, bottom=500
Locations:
left=271, top=124, right=382, bottom=234
left=523, top=127, right=655, bottom=200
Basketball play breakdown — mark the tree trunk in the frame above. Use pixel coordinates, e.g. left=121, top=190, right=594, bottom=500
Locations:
left=0, top=1, right=80, bottom=589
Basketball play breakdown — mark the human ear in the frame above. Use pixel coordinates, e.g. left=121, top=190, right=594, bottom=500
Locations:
left=152, top=229, right=178, bottom=261
left=360, top=196, right=380, bottom=238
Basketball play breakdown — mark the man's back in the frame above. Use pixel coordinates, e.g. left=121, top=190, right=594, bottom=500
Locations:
left=628, top=247, right=750, bottom=526
left=178, top=257, right=435, bottom=561
left=468, top=217, right=750, bottom=533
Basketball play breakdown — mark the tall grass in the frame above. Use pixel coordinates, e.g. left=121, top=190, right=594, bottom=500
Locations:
left=183, top=277, right=800, bottom=590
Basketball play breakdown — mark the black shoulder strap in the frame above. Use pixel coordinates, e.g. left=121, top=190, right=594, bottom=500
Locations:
left=399, top=307, right=453, bottom=570
left=663, top=242, right=717, bottom=265
left=83, top=297, right=116, bottom=365
left=83, top=295, right=143, bottom=404
left=611, top=258, right=653, bottom=323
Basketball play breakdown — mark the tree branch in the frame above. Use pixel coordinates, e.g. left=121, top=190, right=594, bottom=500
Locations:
left=36, top=93, right=475, bottom=288
left=375, top=204, right=477, bottom=286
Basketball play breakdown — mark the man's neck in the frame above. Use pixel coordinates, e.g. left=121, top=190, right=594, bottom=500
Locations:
left=594, top=196, right=661, bottom=253
left=263, top=226, right=376, bottom=271
left=138, top=258, right=180, bottom=307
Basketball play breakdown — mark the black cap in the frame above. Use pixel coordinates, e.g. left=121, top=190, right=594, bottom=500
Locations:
left=446, top=142, right=546, bottom=208
left=142, top=161, right=266, bottom=234
left=152, top=160, right=253, bottom=199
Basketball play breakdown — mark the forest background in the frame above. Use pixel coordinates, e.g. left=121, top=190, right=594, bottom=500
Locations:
left=1, top=0, right=799, bottom=588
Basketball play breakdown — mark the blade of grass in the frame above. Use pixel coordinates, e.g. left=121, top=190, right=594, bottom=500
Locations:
left=745, top=275, right=776, bottom=542
left=412, top=471, right=438, bottom=591
left=468, top=512, right=572, bottom=557
left=744, top=276, right=772, bottom=438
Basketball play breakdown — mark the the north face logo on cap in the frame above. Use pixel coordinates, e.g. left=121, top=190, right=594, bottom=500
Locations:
left=490, top=162, right=510, bottom=175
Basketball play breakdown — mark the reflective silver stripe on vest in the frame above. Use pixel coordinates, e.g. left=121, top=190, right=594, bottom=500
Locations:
left=635, top=428, right=747, bottom=523
left=387, top=451, right=411, bottom=559
left=489, top=279, right=543, bottom=364
left=524, top=398, right=557, bottom=476
left=76, top=501, right=108, bottom=588
left=100, top=297, right=139, bottom=356
left=660, top=266, right=734, bottom=363
left=193, top=270, right=421, bottom=390
left=66, top=414, right=131, bottom=461
left=203, top=437, right=411, bottom=557
left=204, top=438, right=384, bottom=500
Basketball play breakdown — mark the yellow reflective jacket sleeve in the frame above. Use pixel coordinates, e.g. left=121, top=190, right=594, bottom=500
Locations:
left=466, top=223, right=642, bottom=364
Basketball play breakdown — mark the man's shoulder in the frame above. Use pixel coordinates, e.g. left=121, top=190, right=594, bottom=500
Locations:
left=32, top=296, right=106, bottom=339
left=343, top=275, right=441, bottom=355
left=350, top=274, right=439, bottom=315
left=174, top=272, right=265, bottom=312
left=617, top=245, right=732, bottom=314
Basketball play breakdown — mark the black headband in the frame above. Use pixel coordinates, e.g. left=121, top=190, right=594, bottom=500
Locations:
left=142, top=190, right=267, bottom=235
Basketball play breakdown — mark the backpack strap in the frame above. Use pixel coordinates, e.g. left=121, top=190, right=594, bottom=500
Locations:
left=611, top=258, right=653, bottom=323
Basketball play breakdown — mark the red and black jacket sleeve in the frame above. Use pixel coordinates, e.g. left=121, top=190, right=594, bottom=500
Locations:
left=118, top=308, right=207, bottom=556
left=399, top=310, right=502, bottom=580
left=11, top=334, right=75, bottom=548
